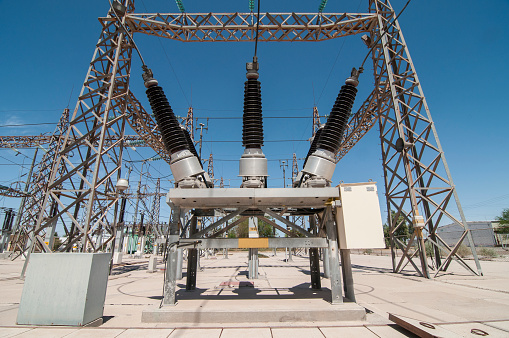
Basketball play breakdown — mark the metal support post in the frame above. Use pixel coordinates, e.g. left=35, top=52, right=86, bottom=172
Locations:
left=10, top=148, right=38, bottom=249
left=116, top=197, right=127, bottom=252
left=322, top=248, right=330, bottom=278
left=176, top=248, right=183, bottom=280
left=1, top=209, right=14, bottom=253
left=288, top=246, right=293, bottom=262
left=339, top=249, right=355, bottom=302
left=186, top=216, right=198, bottom=290
left=248, top=248, right=259, bottom=279
left=186, top=249, right=198, bottom=290
left=309, top=248, right=321, bottom=289
left=325, top=206, right=343, bottom=304
left=44, top=200, right=59, bottom=250
left=163, top=206, right=180, bottom=306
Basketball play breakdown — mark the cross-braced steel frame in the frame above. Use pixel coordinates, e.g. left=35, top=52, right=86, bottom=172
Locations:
left=19, top=0, right=480, bottom=277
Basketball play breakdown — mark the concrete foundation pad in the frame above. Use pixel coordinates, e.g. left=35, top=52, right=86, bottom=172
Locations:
left=142, top=301, right=366, bottom=323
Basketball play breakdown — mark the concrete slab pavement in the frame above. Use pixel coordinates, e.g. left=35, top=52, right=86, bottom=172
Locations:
left=1, top=250, right=509, bottom=337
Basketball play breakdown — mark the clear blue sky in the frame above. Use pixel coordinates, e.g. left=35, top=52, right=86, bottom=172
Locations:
left=1, top=0, right=508, bottom=226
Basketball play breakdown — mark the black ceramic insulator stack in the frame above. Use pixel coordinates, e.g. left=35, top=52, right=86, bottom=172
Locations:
left=303, top=128, right=323, bottom=167
left=146, top=85, right=188, bottom=155
left=242, top=78, right=263, bottom=148
left=182, top=128, right=202, bottom=166
left=316, top=83, right=357, bottom=154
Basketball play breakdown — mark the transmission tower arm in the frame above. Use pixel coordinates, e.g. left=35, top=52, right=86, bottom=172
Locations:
left=122, top=12, right=376, bottom=42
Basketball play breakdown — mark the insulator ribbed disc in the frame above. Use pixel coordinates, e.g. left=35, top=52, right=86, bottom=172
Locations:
left=242, top=79, right=263, bottom=148
left=317, top=84, right=358, bottom=154
left=146, top=86, right=188, bottom=155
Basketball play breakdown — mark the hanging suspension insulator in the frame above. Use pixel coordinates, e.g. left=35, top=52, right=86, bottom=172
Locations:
left=242, top=57, right=263, bottom=149
left=316, top=67, right=363, bottom=154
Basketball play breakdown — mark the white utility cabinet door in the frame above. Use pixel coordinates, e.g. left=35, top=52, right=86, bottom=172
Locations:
left=335, top=182, right=385, bottom=249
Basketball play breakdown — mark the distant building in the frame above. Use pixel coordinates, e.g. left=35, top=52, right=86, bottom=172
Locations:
left=437, top=221, right=498, bottom=247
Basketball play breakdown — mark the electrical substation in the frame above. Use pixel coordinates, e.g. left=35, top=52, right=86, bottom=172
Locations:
left=0, top=0, right=486, bottom=328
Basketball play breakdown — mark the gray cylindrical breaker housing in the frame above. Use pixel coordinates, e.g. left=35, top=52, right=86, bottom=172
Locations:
left=239, top=148, right=268, bottom=177
left=302, top=149, right=336, bottom=181
left=170, top=149, right=205, bottom=183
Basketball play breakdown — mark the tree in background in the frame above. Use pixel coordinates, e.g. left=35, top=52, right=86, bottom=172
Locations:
left=495, top=208, right=509, bottom=234
left=227, top=217, right=275, bottom=238
left=383, top=210, right=412, bottom=248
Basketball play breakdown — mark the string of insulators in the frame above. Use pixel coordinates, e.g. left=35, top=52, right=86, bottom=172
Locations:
left=125, top=140, right=146, bottom=146
left=316, top=83, right=357, bottom=154
left=175, top=0, right=185, bottom=13
left=147, top=156, right=163, bottom=162
left=146, top=85, right=189, bottom=155
left=249, top=0, right=255, bottom=12
left=318, top=0, right=328, bottom=12
left=242, top=78, right=264, bottom=148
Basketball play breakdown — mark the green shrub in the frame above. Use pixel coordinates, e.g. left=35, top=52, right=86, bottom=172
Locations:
left=478, top=247, right=497, bottom=258
left=456, top=244, right=472, bottom=258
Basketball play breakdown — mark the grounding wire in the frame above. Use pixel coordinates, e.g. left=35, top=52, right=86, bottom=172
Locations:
left=359, top=0, right=412, bottom=69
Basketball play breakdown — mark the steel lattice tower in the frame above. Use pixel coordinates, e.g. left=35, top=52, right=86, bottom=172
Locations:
left=15, top=0, right=480, bottom=277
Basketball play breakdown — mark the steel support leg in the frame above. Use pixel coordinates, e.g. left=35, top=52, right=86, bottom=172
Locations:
left=248, top=248, right=259, bottom=279
left=163, top=207, right=180, bottom=306
left=322, top=248, right=330, bottom=278
left=325, top=206, right=343, bottom=304
left=340, top=249, right=356, bottom=302
left=186, top=248, right=198, bottom=290
left=176, top=248, right=183, bottom=280
left=309, top=247, right=321, bottom=289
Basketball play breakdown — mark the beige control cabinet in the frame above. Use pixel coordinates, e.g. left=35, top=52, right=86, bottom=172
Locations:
left=335, top=182, right=385, bottom=249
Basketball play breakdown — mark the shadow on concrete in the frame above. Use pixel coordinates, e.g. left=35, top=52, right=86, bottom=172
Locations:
left=111, top=262, right=148, bottom=275
left=172, top=282, right=333, bottom=303
left=102, top=316, right=114, bottom=324
left=351, top=264, right=420, bottom=277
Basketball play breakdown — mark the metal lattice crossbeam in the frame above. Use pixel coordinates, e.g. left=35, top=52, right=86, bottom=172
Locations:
left=123, top=12, right=377, bottom=42
left=0, top=134, right=152, bottom=149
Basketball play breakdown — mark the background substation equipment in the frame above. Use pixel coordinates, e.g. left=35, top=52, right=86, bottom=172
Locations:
left=7, top=0, right=485, bottom=323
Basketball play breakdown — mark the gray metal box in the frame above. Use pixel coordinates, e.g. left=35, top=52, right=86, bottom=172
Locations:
left=17, top=253, right=111, bottom=326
